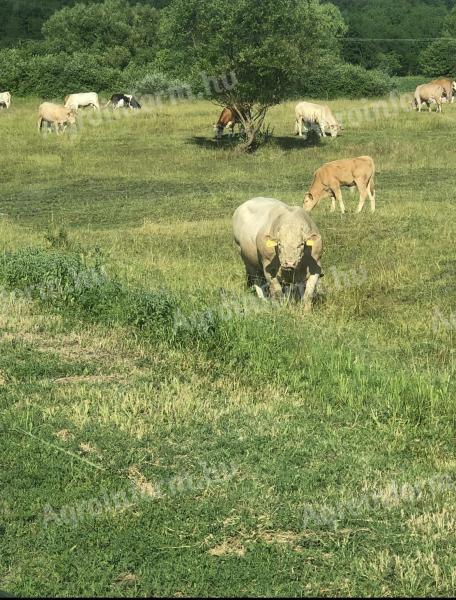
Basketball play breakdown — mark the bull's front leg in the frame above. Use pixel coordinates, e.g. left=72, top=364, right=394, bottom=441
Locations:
left=303, top=273, right=319, bottom=312
left=263, top=263, right=283, bottom=300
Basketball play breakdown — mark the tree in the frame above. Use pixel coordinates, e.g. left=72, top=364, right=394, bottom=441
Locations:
left=337, top=0, right=449, bottom=75
left=156, top=0, right=347, bottom=150
left=42, top=0, right=160, bottom=62
left=419, top=5, right=456, bottom=77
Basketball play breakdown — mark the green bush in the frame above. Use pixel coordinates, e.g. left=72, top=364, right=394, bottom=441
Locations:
left=419, top=39, right=456, bottom=78
left=0, top=247, right=178, bottom=338
left=121, top=64, right=186, bottom=97
left=297, top=58, right=394, bottom=99
left=0, top=48, right=122, bottom=96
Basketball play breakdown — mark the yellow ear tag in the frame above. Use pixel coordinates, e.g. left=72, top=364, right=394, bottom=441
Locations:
left=305, top=239, right=314, bottom=247
left=266, top=239, right=277, bottom=249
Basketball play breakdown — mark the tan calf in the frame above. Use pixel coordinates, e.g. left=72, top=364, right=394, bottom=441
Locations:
left=304, top=156, right=376, bottom=214
left=38, top=102, right=76, bottom=133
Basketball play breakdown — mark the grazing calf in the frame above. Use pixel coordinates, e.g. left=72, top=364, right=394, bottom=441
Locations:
left=412, top=84, right=444, bottom=113
left=295, top=101, right=341, bottom=138
left=233, top=197, right=323, bottom=311
left=304, top=156, right=376, bottom=214
left=38, top=102, right=76, bottom=133
left=214, top=106, right=250, bottom=139
left=64, top=92, right=100, bottom=111
left=0, top=92, right=11, bottom=109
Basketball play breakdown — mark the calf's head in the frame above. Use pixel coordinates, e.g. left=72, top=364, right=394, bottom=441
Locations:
left=66, top=110, right=77, bottom=126
left=303, top=193, right=318, bottom=212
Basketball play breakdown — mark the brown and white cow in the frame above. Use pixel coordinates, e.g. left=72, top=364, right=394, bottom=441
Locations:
left=214, top=105, right=250, bottom=138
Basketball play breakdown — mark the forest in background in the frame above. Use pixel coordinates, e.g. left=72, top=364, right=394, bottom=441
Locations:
left=0, top=0, right=455, bottom=99
left=1, top=0, right=455, bottom=75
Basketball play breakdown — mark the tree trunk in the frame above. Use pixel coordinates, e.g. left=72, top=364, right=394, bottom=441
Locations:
left=233, top=104, right=268, bottom=152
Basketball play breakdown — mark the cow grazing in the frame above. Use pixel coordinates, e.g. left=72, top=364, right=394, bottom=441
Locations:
left=105, top=93, right=141, bottom=110
left=38, top=102, right=76, bottom=133
left=304, top=156, right=376, bottom=215
left=295, top=101, right=341, bottom=138
left=431, top=78, right=456, bottom=103
left=233, top=197, right=323, bottom=311
left=412, top=83, right=444, bottom=113
left=0, top=92, right=11, bottom=109
left=64, top=92, right=100, bottom=111
left=214, top=106, right=250, bottom=139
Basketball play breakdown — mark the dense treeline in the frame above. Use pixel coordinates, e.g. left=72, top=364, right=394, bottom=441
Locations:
left=333, top=0, right=456, bottom=75
left=0, top=0, right=393, bottom=99
left=0, top=0, right=455, bottom=100
left=1, top=0, right=455, bottom=76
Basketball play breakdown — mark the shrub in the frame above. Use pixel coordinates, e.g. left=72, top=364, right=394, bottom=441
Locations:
left=419, top=39, right=456, bottom=79
left=297, top=58, right=394, bottom=99
left=0, top=48, right=122, bottom=96
left=121, top=64, right=187, bottom=98
left=0, top=247, right=178, bottom=339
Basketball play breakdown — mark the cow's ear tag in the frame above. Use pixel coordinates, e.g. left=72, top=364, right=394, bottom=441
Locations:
left=305, top=239, right=314, bottom=247
left=266, top=239, right=277, bottom=249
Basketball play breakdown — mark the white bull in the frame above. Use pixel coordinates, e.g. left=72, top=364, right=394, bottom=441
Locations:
left=233, top=197, right=323, bottom=311
left=64, top=92, right=100, bottom=111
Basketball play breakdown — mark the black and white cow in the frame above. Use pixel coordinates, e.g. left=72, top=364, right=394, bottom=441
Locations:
left=106, top=93, right=141, bottom=110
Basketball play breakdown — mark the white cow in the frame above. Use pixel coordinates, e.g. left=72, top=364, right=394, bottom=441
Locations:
left=0, top=92, right=11, bottom=109
left=64, top=92, right=100, bottom=111
left=295, top=101, right=341, bottom=138
left=233, top=197, right=323, bottom=311
left=412, top=84, right=444, bottom=113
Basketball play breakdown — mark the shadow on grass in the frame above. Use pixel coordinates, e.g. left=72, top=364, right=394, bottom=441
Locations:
left=188, top=133, right=322, bottom=152
left=271, top=133, right=322, bottom=151
left=187, top=136, right=241, bottom=150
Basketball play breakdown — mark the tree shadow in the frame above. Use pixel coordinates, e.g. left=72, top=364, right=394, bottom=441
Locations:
left=271, top=133, right=322, bottom=151
left=188, top=133, right=322, bottom=152
left=187, top=136, right=242, bottom=150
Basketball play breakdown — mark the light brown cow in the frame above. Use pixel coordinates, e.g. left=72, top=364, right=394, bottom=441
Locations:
left=412, top=83, right=444, bottom=113
left=38, top=102, right=76, bottom=133
left=214, top=105, right=250, bottom=138
left=431, top=78, right=456, bottom=103
left=304, top=156, right=376, bottom=214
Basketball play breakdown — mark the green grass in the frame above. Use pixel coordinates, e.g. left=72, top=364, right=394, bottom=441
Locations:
left=0, top=94, right=455, bottom=597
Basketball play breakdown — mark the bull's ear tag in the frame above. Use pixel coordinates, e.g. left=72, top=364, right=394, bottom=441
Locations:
left=305, top=239, right=314, bottom=247
left=266, top=239, right=277, bottom=249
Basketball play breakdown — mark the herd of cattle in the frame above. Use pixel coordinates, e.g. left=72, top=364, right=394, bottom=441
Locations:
left=0, top=76, right=452, bottom=309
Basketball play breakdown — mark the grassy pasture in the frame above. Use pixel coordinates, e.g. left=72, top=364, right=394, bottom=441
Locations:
left=0, top=95, right=455, bottom=597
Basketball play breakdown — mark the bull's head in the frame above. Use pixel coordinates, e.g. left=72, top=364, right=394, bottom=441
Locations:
left=265, top=227, right=309, bottom=271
